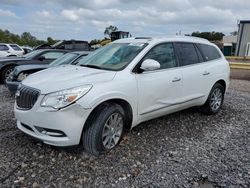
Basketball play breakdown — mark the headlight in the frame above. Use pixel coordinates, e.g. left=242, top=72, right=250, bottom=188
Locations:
left=17, top=72, right=29, bottom=81
left=41, top=85, right=92, bottom=109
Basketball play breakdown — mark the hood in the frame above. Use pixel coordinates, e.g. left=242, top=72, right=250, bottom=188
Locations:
left=22, top=65, right=116, bottom=94
left=0, top=57, right=25, bottom=63
left=14, top=64, right=49, bottom=75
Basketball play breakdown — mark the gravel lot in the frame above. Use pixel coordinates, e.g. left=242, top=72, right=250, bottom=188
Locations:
left=0, top=79, right=249, bottom=188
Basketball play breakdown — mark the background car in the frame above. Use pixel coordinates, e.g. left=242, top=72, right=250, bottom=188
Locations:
left=21, top=46, right=33, bottom=54
left=0, top=49, right=69, bottom=83
left=34, top=40, right=91, bottom=51
left=0, top=43, right=25, bottom=57
left=5, top=51, right=90, bottom=93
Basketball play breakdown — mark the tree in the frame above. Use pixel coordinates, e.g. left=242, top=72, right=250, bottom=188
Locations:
left=191, top=31, right=225, bottom=41
left=47, top=37, right=57, bottom=45
left=230, top=31, right=238, bottom=36
left=104, top=25, right=118, bottom=38
left=0, top=29, right=52, bottom=47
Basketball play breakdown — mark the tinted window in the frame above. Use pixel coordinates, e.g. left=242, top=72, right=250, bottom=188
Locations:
left=42, top=52, right=65, bottom=59
left=175, top=43, right=200, bottom=66
left=0, top=44, right=9, bottom=51
left=143, top=43, right=177, bottom=69
left=197, top=44, right=221, bottom=61
left=10, top=44, right=22, bottom=51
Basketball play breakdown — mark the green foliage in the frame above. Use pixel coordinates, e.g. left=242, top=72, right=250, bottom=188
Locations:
left=47, top=37, right=58, bottom=45
left=89, top=37, right=110, bottom=46
left=0, top=29, right=57, bottom=47
left=104, top=25, right=118, bottom=38
left=191, top=31, right=225, bottom=41
left=230, top=31, right=237, bottom=36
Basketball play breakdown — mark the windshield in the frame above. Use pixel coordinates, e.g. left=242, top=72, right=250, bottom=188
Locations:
left=77, top=43, right=147, bottom=71
left=23, top=50, right=42, bottom=59
left=50, top=53, right=79, bottom=66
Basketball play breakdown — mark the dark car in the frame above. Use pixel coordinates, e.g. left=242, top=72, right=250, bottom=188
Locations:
left=34, top=40, right=90, bottom=51
left=5, top=51, right=89, bottom=93
left=0, top=49, right=69, bottom=83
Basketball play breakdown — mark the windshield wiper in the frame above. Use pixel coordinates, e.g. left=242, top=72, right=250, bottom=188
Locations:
left=80, top=64, right=102, bottom=69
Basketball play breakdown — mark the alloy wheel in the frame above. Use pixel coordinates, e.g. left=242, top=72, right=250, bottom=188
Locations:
left=210, top=88, right=223, bottom=111
left=102, top=112, right=123, bottom=149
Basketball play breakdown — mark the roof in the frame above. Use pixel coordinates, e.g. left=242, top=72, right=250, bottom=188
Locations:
left=113, top=36, right=210, bottom=45
left=239, top=20, right=250, bottom=24
left=34, top=49, right=70, bottom=52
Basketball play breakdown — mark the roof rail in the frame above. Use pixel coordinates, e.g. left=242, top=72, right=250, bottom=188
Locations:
left=175, top=35, right=209, bottom=42
left=134, top=37, right=152, bottom=39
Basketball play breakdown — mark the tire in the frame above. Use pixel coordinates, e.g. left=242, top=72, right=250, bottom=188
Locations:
left=200, top=83, right=225, bottom=115
left=82, top=103, right=126, bottom=156
left=1, top=65, right=15, bottom=83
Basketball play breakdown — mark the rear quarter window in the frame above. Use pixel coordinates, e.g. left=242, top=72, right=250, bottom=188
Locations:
left=197, top=43, right=221, bottom=61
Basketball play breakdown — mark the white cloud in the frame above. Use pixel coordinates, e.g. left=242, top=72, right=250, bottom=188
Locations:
left=1, top=0, right=248, bottom=40
left=0, top=9, right=17, bottom=18
left=61, top=10, right=79, bottom=21
left=36, top=10, right=53, bottom=18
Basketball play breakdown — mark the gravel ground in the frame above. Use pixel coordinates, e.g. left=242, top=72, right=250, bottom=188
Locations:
left=0, top=80, right=250, bottom=188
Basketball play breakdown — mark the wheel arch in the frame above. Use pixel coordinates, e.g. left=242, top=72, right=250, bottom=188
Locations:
left=0, top=63, right=17, bottom=82
left=215, top=79, right=226, bottom=93
left=79, top=98, right=134, bottom=145
left=85, top=98, right=133, bottom=130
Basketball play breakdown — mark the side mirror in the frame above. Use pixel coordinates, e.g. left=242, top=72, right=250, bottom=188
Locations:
left=140, top=59, right=160, bottom=71
left=38, top=56, right=45, bottom=61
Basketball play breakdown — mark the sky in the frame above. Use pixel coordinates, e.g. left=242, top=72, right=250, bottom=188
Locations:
left=0, top=0, right=250, bottom=41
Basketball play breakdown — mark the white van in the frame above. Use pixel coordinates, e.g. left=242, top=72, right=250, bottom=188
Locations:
left=14, top=36, right=230, bottom=155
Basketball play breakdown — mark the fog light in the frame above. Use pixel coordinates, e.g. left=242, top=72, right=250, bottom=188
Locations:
left=35, top=126, right=66, bottom=137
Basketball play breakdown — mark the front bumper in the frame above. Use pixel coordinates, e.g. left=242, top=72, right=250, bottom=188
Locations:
left=14, top=97, right=92, bottom=146
left=5, top=79, right=20, bottom=93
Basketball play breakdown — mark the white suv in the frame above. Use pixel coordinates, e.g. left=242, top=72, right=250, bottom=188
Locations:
left=0, top=43, right=24, bottom=57
left=14, top=37, right=230, bottom=155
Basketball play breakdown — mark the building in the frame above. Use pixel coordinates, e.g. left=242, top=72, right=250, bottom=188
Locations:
left=222, top=35, right=237, bottom=56
left=236, top=20, right=250, bottom=56
left=110, top=31, right=130, bottom=41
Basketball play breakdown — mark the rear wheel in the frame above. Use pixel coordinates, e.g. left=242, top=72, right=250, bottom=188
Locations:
left=1, top=65, right=15, bottom=83
left=201, top=83, right=225, bottom=115
left=82, top=103, right=125, bottom=156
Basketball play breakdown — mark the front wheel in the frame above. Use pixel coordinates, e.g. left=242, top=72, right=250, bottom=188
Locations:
left=200, top=83, right=225, bottom=115
left=1, top=65, right=15, bottom=83
left=82, top=103, right=125, bottom=156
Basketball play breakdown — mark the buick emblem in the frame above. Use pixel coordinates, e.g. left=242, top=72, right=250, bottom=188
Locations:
left=15, top=90, right=20, bottom=97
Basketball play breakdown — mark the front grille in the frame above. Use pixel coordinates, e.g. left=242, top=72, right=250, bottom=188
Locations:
left=16, top=86, right=40, bottom=110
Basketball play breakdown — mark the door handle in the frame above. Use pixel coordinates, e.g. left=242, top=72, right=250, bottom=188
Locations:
left=202, top=71, right=210, bottom=76
left=172, top=77, right=181, bottom=82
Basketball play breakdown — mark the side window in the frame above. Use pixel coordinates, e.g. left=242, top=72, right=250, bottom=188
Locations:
left=0, top=44, right=9, bottom=51
left=143, top=43, right=177, bottom=69
left=42, top=52, right=65, bottom=59
left=10, top=44, right=22, bottom=51
left=175, top=43, right=200, bottom=66
left=197, top=44, right=221, bottom=61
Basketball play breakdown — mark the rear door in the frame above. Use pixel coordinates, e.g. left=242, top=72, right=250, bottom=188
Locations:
left=196, top=43, right=224, bottom=95
left=174, top=42, right=207, bottom=105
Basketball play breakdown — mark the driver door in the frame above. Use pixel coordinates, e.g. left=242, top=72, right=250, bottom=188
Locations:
left=135, top=43, right=183, bottom=120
